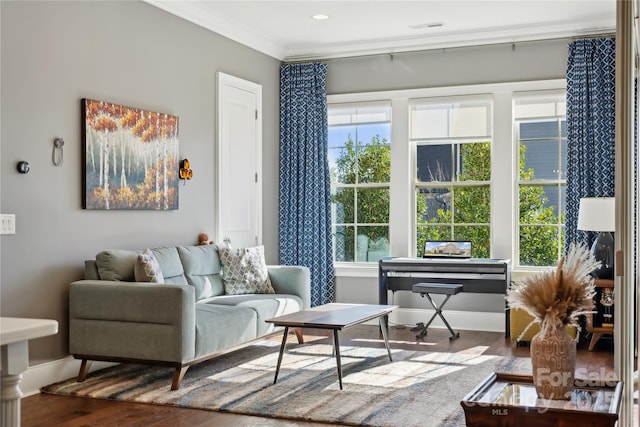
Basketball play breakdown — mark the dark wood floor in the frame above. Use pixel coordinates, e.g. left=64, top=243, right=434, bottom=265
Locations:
left=22, top=325, right=615, bottom=427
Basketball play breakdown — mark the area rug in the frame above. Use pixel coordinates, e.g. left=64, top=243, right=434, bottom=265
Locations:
left=42, top=341, right=531, bottom=427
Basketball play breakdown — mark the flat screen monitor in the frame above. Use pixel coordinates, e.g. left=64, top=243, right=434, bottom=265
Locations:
left=423, top=241, right=472, bottom=258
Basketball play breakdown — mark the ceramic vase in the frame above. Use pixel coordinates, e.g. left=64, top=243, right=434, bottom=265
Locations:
left=530, top=324, right=576, bottom=400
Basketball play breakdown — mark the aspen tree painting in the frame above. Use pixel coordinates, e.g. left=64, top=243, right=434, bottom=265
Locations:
left=82, top=99, right=179, bottom=210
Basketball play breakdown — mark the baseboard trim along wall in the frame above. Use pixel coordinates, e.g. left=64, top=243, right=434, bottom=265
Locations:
left=376, top=308, right=506, bottom=333
left=22, top=356, right=116, bottom=397
left=24, top=308, right=504, bottom=395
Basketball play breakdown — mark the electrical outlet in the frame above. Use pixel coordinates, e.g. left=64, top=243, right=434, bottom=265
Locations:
left=1, top=214, right=16, bottom=235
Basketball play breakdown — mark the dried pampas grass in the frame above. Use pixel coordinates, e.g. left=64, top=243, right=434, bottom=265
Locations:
left=507, top=244, right=599, bottom=334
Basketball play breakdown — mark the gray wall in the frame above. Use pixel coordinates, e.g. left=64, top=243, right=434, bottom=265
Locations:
left=326, top=39, right=569, bottom=312
left=0, top=1, right=281, bottom=364
left=0, top=0, right=571, bottom=364
left=326, top=39, right=569, bottom=94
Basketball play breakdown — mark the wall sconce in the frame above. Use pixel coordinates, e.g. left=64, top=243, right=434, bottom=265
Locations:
left=179, top=159, right=193, bottom=185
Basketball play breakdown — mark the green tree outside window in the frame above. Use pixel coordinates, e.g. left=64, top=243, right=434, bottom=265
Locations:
left=333, top=136, right=561, bottom=265
left=332, top=134, right=390, bottom=262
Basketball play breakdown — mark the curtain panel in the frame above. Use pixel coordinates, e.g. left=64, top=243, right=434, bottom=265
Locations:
left=279, top=62, right=334, bottom=306
left=565, top=37, right=616, bottom=250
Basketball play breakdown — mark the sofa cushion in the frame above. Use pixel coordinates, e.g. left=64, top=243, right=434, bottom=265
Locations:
left=202, top=294, right=303, bottom=336
left=96, top=249, right=140, bottom=281
left=151, top=247, right=187, bottom=286
left=177, top=245, right=224, bottom=300
left=194, top=304, right=257, bottom=358
left=134, top=249, right=165, bottom=283
left=218, top=246, right=275, bottom=295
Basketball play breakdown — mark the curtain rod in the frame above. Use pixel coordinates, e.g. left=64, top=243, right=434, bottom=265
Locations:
left=283, top=32, right=616, bottom=64
left=571, top=32, right=615, bottom=40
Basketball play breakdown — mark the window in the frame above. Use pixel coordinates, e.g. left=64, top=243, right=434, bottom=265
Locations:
left=328, top=103, right=391, bottom=262
left=327, top=80, right=567, bottom=272
left=514, top=91, right=567, bottom=266
left=411, top=97, right=492, bottom=258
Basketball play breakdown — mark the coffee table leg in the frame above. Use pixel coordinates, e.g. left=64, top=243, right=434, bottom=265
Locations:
left=379, top=315, right=393, bottom=361
left=333, top=329, right=343, bottom=390
left=274, top=326, right=289, bottom=384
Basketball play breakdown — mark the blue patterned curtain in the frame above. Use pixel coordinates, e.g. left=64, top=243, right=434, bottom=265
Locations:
left=279, top=63, right=334, bottom=306
left=565, top=37, right=616, bottom=249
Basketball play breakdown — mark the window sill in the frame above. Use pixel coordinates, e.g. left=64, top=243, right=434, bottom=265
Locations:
left=511, top=267, right=552, bottom=282
left=334, top=263, right=379, bottom=278
left=334, top=263, right=548, bottom=280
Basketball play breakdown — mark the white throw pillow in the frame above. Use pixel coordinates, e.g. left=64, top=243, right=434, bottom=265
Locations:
left=218, top=246, right=275, bottom=295
left=134, top=248, right=165, bottom=283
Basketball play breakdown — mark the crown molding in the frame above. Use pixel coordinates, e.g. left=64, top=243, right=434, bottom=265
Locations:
left=144, top=1, right=614, bottom=63
left=282, top=20, right=615, bottom=62
left=144, top=0, right=286, bottom=60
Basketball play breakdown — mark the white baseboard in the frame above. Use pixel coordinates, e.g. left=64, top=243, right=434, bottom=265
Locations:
left=21, top=356, right=116, bottom=397
left=365, top=308, right=507, bottom=334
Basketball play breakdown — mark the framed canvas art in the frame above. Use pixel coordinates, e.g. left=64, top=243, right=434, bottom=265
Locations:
left=82, top=99, right=179, bottom=210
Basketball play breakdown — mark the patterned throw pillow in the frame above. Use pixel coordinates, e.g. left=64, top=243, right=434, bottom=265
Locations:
left=218, top=246, right=275, bottom=295
left=134, top=248, right=165, bottom=283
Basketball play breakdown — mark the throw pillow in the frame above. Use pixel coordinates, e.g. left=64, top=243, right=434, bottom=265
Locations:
left=218, top=246, right=275, bottom=295
left=134, top=248, right=165, bottom=283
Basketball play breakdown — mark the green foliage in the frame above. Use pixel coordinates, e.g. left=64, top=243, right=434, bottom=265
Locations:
left=332, top=134, right=390, bottom=261
left=333, top=135, right=390, bottom=184
left=416, top=142, right=560, bottom=264
left=333, top=136, right=562, bottom=265
left=416, top=143, right=491, bottom=258
left=517, top=145, right=563, bottom=266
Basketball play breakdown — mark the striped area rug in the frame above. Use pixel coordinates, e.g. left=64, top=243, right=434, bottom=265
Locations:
left=42, top=340, right=531, bottom=427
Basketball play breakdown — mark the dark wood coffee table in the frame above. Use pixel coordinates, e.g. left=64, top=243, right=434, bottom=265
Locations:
left=265, top=303, right=397, bottom=390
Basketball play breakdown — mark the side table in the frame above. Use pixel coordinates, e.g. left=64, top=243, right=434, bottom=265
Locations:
left=1, top=317, right=58, bottom=427
left=586, top=279, right=615, bottom=351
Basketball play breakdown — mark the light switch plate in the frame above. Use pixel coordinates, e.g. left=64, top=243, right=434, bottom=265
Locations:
left=1, top=214, right=16, bottom=235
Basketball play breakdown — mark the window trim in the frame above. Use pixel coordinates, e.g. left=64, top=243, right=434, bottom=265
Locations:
left=411, top=95, right=493, bottom=257
left=329, top=79, right=567, bottom=277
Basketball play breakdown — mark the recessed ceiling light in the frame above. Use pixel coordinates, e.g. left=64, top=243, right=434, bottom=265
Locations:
left=312, top=14, right=330, bottom=20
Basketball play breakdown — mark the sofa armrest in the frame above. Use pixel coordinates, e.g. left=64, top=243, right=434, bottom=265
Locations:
left=267, top=266, right=311, bottom=309
left=70, top=280, right=195, bottom=324
left=69, top=280, right=196, bottom=362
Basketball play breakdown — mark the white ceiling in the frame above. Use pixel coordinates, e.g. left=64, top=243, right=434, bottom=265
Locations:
left=145, top=0, right=616, bottom=61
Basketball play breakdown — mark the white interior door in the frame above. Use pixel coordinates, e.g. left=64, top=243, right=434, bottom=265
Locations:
left=217, top=72, right=262, bottom=248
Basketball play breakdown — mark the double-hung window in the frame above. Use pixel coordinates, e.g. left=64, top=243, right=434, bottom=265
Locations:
left=328, top=103, right=391, bottom=262
left=327, top=80, right=567, bottom=271
left=410, top=96, right=492, bottom=258
left=514, top=91, right=567, bottom=267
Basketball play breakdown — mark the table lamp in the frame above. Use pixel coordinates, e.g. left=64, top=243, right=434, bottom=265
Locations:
left=577, top=197, right=615, bottom=279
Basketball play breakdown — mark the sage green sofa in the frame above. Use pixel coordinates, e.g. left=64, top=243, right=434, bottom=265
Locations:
left=69, top=244, right=310, bottom=390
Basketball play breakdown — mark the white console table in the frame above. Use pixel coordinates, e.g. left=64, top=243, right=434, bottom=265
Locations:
left=1, top=317, right=58, bottom=427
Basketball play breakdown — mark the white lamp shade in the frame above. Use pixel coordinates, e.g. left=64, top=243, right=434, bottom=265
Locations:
left=577, top=197, right=615, bottom=232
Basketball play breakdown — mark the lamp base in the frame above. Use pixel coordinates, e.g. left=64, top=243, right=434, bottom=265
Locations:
left=590, top=231, right=614, bottom=279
